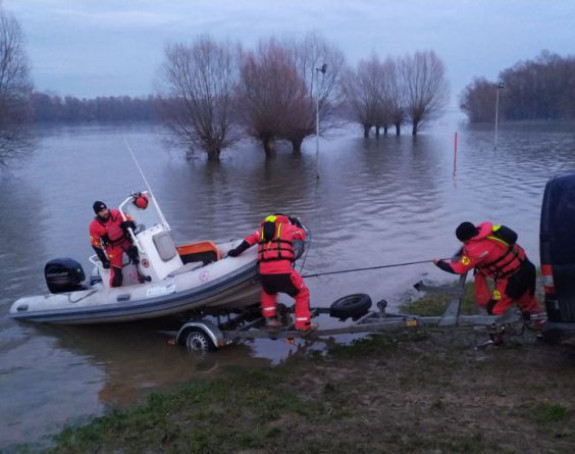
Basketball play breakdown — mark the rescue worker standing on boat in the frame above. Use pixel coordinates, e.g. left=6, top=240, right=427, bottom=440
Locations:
left=227, top=214, right=315, bottom=333
left=89, top=200, right=140, bottom=287
left=433, top=221, right=544, bottom=319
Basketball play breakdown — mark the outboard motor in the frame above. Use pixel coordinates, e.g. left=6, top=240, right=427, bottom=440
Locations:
left=45, top=258, right=86, bottom=294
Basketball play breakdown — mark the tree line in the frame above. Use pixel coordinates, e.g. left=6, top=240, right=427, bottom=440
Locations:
left=460, top=51, right=575, bottom=123
left=31, top=93, right=159, bottom=123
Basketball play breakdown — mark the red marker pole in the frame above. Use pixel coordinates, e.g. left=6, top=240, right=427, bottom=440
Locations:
left=453, top=131, right=458, bottom=176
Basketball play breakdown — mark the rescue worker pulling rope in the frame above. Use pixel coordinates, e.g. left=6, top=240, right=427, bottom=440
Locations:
left=227, top=214, right=315, bottom=333
left=433, top=221, right=545, bottom=329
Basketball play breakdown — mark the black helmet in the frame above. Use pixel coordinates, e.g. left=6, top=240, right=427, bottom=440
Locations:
left=455, top=222, right=478, bottom=241
left=93, top=201, right=107, bottom=214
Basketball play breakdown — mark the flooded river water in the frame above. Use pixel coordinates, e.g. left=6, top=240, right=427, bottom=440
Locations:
left=1, top=118, right=574, bottom=448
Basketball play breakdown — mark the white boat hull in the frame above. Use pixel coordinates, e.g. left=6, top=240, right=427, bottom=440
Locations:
left=10, top=243, right=261, bottom=324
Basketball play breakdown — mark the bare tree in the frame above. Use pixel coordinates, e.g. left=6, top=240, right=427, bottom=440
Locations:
left=285, top=32, right=346, bottom=151
left=369, top=55, right=390, bottom=138
left=237, top=38, right=307, bottom=156
left=401, top=50, right=449, bottom=135
left=381, top=57, right=406, bottom=135
left=0, top=4, right=33, bottom=166
left=342, top=57, right=381, bottom=138
left=157, top=36, right=238, bottom=161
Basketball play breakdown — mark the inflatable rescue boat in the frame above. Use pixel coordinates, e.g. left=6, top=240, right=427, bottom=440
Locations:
left=9, top=192, right=307, bottom=324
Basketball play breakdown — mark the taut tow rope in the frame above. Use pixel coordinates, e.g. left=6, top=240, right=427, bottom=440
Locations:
left=302, top=259, right=436, bottom=279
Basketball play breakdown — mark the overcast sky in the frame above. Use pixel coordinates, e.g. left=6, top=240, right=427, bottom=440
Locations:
left=4, top=0, right=575, bottom=106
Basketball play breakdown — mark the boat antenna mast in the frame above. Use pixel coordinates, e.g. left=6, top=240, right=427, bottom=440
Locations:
left=124, top=140, right=170, bottom=228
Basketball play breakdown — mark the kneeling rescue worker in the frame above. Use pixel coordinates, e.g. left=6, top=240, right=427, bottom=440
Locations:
left=434, top=221, right=545, bottom=328
left=89, top=194, right=148, bottom=287
left=227, top=214, right=315, bottom=333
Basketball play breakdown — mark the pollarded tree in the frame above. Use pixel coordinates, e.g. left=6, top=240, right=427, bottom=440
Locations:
left=237, top=38, right=307, bottom=157
left=157, top=35, right=238, bottom=161
left=0, top=4, right=33, bottom=165
left=285, top=32, right=346, bottom=151
left=401, top=50, right=449, bottom=135
left=342, top=56, right=382, bottom=138
left=381, top=57, right=407, bottom=135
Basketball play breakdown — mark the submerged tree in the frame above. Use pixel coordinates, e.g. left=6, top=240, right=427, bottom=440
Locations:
left=286, top=32, right=346, bottom=151
left=0, top=4, right=33, bottom=166
left=342, top=56, right=382, bottom=138
left=157, top=36, right=238, bottom=161
left=381, top=57, right=406, bottom=136
left=402, top=50, right=449, bottom=135
left=343, top=54, right=409, bottom=138
left=237, top=39, right=308, bottom=156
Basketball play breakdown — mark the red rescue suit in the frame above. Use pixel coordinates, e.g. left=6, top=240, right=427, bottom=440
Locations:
left=243, top=215, right=311, bottom=330
left=89, top=209, right=133, bottom=287
left=438, top=222, right=542, bottom=315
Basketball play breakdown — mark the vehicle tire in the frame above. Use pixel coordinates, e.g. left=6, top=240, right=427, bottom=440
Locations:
left=330, top=294, right=372, bottom=320
left=184, top=329, right=216, bottom=352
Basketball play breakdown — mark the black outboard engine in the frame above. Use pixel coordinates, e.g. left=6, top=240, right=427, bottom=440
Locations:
left=45, top=258, right=86, bottom=294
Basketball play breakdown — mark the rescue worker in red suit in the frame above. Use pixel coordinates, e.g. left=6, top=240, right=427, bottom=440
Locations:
left=434, top=222, right=544, bottom=320
left=89, top=200, right=139, bottom=288
left=227, top=214, right=315, bottom=332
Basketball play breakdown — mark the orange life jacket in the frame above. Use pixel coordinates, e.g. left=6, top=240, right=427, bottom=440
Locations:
left=257, top=215, right=296, bottom=263
left=92, top=209, right=126, bottom=246
left=474, top=222, right=525, bottom=279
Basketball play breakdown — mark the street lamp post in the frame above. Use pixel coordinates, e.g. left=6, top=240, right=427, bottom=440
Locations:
left=315, top=63, right=327, bottom=179
left=494, top=81, right=505, bottom=149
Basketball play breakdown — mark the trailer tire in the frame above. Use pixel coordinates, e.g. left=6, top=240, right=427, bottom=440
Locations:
left=184, top=329, right=216, bottom=352
left=330, top=294, right=372, bottom=320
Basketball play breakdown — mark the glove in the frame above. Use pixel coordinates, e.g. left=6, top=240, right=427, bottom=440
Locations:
left=227, top=248, right=240, bottom=257
left=127, top=245, right=139, bottom=265
left=227, top=240, right=250, bottom=257
left=93, top=246, right=110, bottom=269
left=121, top=220, right=136, bottom=232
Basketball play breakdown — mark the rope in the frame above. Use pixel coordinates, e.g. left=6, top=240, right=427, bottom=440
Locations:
left=302, top=259, right=435, bottom=279
left=297, top=227, right=311, bottom=274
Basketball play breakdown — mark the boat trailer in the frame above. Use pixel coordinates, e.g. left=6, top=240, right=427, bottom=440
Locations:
left=170, top=275, right=532, bottom=352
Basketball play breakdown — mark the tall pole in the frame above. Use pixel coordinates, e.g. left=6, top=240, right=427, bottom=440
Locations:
left=315, top=79, right=320, bottom=179
left=315, top=63, right=327, bottom=180
left=494, top=82, right=504, bottom=150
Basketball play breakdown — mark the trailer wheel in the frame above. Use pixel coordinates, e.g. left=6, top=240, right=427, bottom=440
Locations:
left=184, top=329, right=216, bottom=352
left=330, top=294, right=372, bottom=320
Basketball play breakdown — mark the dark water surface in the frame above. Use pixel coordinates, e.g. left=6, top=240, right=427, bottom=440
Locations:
left=1, top=120, right=575, bottom=448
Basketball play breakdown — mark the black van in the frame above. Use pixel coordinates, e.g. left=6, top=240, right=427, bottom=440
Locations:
left=540, top=171, right=575, bottom=341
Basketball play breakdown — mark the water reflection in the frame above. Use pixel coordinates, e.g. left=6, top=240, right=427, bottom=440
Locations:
left=37, top=322, right=272, bottom=409
left=0, top=133, right=36, bottom=168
